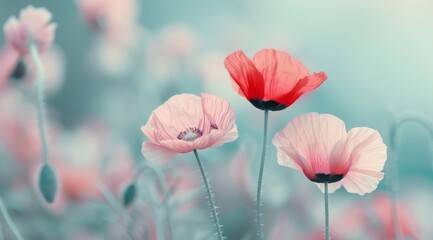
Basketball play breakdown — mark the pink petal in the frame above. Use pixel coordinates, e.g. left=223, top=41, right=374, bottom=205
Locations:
left=273, top=113, right=347, bottom=178
left=147, top=94, right=204, bottom=141
left=224, top=50, right=264, bottom=100
left=0, top=45, right=20, bottom=88
left=329, top=127, right=387, bottom=195
left=20, top=6, right=53, bottom=27
left=251, top=49, right=309, bottom=100
left=330, top=127, right=387, bottom=176
left=342, top=170, right=384, bottom=195
left=194, top=128, right=238, bottom=150
left=159, top=139, right=195, bottom=153
left=275, top=146, right=304, bottom=172
left=141, top=142, right=177, bottom=164
left=3, top=6, right=56, bottom=53
left=201, top=93, right=236, bottom=131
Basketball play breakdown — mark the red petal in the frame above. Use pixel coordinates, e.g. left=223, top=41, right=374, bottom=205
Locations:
left=252, top=49, right=309, bottom=100
left=276, top=72, right=327, bottom=107
left=224, top=50, right=264, bottom=100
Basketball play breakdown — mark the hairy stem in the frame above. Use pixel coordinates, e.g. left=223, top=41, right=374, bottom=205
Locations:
left=29, top=44, right=49, bottom=165
left=256, top=109, right=269, bottom=240
left=193, top=150, right=224, bottom=240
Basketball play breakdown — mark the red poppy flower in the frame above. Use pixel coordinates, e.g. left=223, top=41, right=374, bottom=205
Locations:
left=224, top=49, right=327, bottom=111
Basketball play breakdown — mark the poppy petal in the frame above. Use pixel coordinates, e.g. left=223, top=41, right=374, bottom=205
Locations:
left=276, top=72, right=327, bottom=107
left=252, top=49, right=309, bottom=100
left=342, top=170, right=384, bottom=195
left=141, top=142, right=178, bottom=165
left=224, top=50, right=264, bottom=100
left=201, top=93, right=236, bottom=131
left=330, top=127, right=387, bottom=177
left=273, top=113, right=347, bottom=178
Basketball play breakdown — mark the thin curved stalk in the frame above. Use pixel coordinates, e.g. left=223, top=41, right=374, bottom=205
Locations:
left=0, top=198, right=23, bottom=240
left=256, top=109, right=269, bottom=240
left=193, top=150, right=224, bottom=240
left=389, top=114, right=433, bottom=240
left=29, top=44, right=49, bottom=165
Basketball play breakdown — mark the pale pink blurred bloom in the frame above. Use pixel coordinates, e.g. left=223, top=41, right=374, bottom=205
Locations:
left=364, top=194, right=419, bottom=240
left=145, top=24, right=199, bottom=80
left=199, top=51, right=243, bottom=106
left=141, top=93, right=238, bottom=164
left=55, top=163, right=101, bottom=200
left=0, top=90, right=57, bottom=165
left=0, top=45, right=20, bottom=89
left=78, top=0, right=142, bottom=78
left=299, top=203, right=366, bottom=240
left=52, top=121, right=134, bottom=202
left=158, top=25, right=198, bottom=58
left=268, top=214, right=291, bottom=239
left=229, top=146, right=255, bottom=204
left=51, top=121, right=105, bottom=200
left=164, top=163, right=200, bottom=215
left=76, top=0, right=140, bottom=45
left=273, top=112, right=387, bottom=195
left=22, top=45, right=65, bottom=95
left=3, top=5, right=56, bottom=54
left=165, top=163, right=199, bottom=199
left=76, top=0, right=107, bottom=30
left=102, top=144, right=134, bottom=197
left=0, top=44, right=64, bottom=94
left=89, top=37, right=135, bottom=77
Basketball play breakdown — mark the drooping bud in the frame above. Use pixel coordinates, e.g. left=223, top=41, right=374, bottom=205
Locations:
left=38, top=164, right=57, bottom=203
left=122, top=183, right=136, bottom=207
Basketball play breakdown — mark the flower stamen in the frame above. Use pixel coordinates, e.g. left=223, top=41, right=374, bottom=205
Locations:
left=177, top=127, right=203, bottom=141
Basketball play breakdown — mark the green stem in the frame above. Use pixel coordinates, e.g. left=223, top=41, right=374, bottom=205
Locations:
left=29, top=44, right=49, bottom=165
left=0, top=198, right=23, bottom=240
left=256, top=109, right=269, bottom=240
left=324, top=182, right=329, bottom=240
left=193, top=150, right=224, bottom=240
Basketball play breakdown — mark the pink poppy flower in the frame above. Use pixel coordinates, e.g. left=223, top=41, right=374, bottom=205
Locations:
left=364, top=194, right=419, bottom=240
left=0, top=45, right=20, bottom=89
left=141, top=93, right=238, bottom=164
left=224, top=49, right=327, bottom=111
left=3, top=6, right=57, bottom=54
left=273, top=112, right=387, bottom=195
left=76, top=0, right=139, bottom=44
left=23, top=45, right=65, bottom=95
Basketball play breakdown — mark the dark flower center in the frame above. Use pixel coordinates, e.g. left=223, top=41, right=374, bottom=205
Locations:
left=249, top=99, right=287, bottom=111
left=10, top=60, right=26, bottom=80
left=177, top=127, right=203, bottom=141
left=310, top=173, right=344, bottom=183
